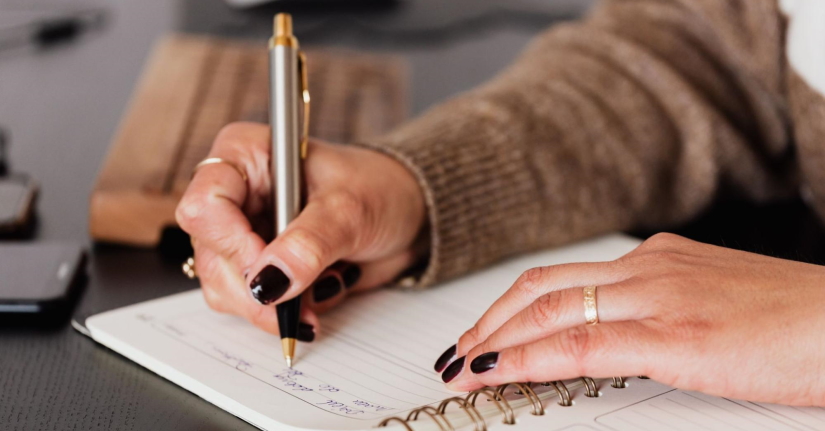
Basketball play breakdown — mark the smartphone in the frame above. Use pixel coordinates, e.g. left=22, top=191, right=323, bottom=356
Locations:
left=0, top=243, right=86, bottom=323
left=0, top=175, right=38, bottom=235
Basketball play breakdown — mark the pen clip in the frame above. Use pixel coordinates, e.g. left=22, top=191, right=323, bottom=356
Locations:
left=298, top=51, right=310, bottom=160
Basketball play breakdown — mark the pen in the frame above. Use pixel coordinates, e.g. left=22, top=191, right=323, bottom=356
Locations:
left=270, top=13, right=310, bottom=368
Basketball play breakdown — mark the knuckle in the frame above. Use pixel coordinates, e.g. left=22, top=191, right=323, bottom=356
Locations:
left=509, top=344, right=529, bottom=374
left=526, top=291, right=563, bottom=329
left=458, top=324, right=482, bottom=351
left=214, top=122, right=268, bottom=159
left=644, top=232, right=682, bottom=248
left=515, top=266, right=553, bottom=297
left=558, top=326, right=595, bottom=374
left=175, top=194, right=208, bottom=232
left=216, top=121, right=251, bottom=142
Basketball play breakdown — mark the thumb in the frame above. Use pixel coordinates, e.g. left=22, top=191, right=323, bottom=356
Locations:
left=245, top=192, right=364, bottom=305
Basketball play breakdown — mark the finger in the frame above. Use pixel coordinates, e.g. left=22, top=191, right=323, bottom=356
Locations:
left=454, top=262, right=631, bottom=358
left=307, top=268, right=348, bottom=314
left=176, top=124, right=270, bottom=272
left=306, top=260, right=364, bottom=315
left=243, top=300, right=322, bottom=342
left=296, top=305, right=321, bottom=342
left=195, top=243, right=254, bottom=317
left=306, top=250, right=415, bottom=314
left=178, top=181, right=266, bottom=273
left=246, top=192, right=365, bottom=306
left=195, top=243, right=276, bottom=331
left=464, top=280, right=650, bottom=364
left=196, top=239, right=322, bottom=339
left=203, top=122, right=272, bottom=214
left=445, top=320, right=663, bottom=391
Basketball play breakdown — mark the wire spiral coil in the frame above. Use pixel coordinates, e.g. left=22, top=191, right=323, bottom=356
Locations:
left=378, top=377, right=630, bottom=430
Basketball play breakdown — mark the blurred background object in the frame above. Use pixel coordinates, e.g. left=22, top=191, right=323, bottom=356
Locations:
left=0, top=127, right=39, bottom=238
left=0, top=0, right=594, bottom=243
left=224, top=0, right=398, bottom=8
left=0, top=5, right=107, bottom=52
left=89, top=35, right=408, bottom=245
left=0, top=242, right=86, bottom=326
left=0, top=126, right=7, bottom=176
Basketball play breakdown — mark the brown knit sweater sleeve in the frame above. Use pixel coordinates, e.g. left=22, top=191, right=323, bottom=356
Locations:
left=357, top=0, right=798, bottom=288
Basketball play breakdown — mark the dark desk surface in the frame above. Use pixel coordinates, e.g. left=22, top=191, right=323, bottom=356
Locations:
left=1, top=1, right=824, bottom=430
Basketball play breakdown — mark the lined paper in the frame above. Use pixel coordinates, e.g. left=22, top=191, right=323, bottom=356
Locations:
left=592, top=390, right=825, bottom=431
left=86, top=235, right=811, bottom=431
left=86, top=234, right=825, bottom=431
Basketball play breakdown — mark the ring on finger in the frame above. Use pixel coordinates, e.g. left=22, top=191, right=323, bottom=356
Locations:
left=583, top=285, right=599, bottom=325
left=193, top=157, right=248, bottom=182
left=183, top=256, right=197, bottom=279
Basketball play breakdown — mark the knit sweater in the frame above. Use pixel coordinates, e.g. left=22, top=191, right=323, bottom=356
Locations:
left=358, top=0, right=825, bottom=288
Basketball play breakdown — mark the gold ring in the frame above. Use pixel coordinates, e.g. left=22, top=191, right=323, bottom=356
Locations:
left=193, top=157, right=248, bottom=182
left=182, top=256, right=197, bottom=279
left=583, top=285, right=599, bottom=325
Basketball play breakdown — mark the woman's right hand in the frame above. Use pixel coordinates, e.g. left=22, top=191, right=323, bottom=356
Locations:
left=175, top=122, right=427, bottom=337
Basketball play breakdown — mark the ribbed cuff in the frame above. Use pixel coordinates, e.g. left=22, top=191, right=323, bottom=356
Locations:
left=354, top=94, right=547, bottom=288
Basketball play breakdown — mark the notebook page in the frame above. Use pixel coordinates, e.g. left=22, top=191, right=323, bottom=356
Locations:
left=481, top=379, right=824, bottom=431
left=86, top=234, right=642, bottom=431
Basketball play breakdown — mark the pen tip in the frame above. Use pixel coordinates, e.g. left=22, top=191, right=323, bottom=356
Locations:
left=282, top=338, right=296, bottom=368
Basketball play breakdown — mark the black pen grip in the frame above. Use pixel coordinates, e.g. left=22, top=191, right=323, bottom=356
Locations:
left=276, top=295, right=302, bottom=339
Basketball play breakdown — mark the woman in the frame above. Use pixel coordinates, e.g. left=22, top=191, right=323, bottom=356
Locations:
left=176, top=0, right=825, bottom=406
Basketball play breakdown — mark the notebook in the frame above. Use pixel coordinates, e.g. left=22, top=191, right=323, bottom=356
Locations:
left=83, top=234, right=825, bottom=431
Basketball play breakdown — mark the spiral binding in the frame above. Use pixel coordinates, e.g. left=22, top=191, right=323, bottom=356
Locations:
left=377, top=377, right=629, bottom=431
left=579, top=377, right=599, bottom=398
left=611, top=377, right=627, bottom=388
left=539, top=381, right=571, bottom=407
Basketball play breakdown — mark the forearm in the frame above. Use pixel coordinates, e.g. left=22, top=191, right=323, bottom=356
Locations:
left=360, top=0, right=795, bottom=286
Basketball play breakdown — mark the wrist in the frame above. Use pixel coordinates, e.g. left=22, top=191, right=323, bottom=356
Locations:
left=355, top=144, right=431, bottom=286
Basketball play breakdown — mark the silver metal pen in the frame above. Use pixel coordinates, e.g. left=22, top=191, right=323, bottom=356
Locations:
left=269, top=13, right=310, bottom=368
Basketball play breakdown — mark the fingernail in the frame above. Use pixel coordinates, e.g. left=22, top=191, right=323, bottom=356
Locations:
left=312, top=276, right=342, bottom=303
left=434, top=344, right=457, bottom=372
left=249, top=265, right=290, bottom=305
left=341, top=264, right=361, bottom=288
left=470, top=352, right=499, bottom=374
left=297, top=322, right=315, bottom=342
left=441, top=356, right=465, bottom=383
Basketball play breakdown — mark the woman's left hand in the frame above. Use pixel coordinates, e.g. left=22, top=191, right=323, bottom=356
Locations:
left=438, top=233, right=825, bottom=406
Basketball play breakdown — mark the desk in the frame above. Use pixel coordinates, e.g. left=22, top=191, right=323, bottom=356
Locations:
left=1, top=1, right=823, bottom=430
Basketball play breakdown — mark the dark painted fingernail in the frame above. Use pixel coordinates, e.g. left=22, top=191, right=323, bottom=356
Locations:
left=313, top=276, right=342, bottom=303
left=297, top=322, right=315, bottom=342
left=249, top=265, right=290, bottom=305
left=341, top=265, right=361, bottom=288
left=434, top=344, right=457, bottom=372
left=470, top=352, right=499, bottom=374
left=441, top=356, right=465, bottom=383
